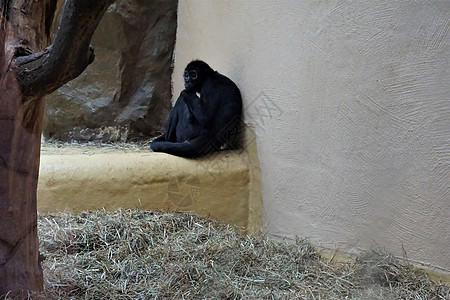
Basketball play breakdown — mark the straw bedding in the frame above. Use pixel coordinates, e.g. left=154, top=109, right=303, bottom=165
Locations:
left=7, top=209, right=449, bottom=299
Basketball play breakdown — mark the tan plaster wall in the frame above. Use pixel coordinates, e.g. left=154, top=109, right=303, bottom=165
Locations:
left=38, top=150, right=261, bottom=233
left=174, top=0, right=450, bottom=273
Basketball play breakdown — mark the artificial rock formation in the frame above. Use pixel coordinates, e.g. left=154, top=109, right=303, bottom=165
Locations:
left=43, top=0, right=178, bottom=142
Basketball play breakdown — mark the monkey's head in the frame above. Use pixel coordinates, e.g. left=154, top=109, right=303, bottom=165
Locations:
left=183, top=60, right=214, bottom=92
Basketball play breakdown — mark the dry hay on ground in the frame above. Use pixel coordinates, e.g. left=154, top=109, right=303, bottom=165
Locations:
left=8, top=209, right=449, bottom=299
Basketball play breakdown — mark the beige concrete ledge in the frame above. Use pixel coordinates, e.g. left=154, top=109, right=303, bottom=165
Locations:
left=37, top=149, right=262, bottom=233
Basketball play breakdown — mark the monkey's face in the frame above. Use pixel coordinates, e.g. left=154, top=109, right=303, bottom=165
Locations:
left=184, top=68, right=203, bottom=92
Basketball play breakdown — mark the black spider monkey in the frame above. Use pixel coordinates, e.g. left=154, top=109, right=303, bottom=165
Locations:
left=150, top=60, right=242, bottom=158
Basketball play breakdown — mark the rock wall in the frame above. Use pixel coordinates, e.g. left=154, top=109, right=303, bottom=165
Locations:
left=43, top=0, right=178, bottom=142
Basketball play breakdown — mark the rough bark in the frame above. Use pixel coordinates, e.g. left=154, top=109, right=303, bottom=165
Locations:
left=0, top=0, right=114, bottom=295
left=16, top=0, right=115, bottom=99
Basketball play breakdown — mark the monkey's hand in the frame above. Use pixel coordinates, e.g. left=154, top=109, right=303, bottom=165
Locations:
left=180, top=89, right=198, bottom=100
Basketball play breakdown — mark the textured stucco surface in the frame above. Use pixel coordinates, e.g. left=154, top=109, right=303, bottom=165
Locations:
left=37, top=148, right=262, bottom=233
left=174, top=0, right=449, bottom=272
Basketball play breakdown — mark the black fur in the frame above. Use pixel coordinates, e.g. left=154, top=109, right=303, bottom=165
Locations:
left=150, top=60, right=242, bottom=158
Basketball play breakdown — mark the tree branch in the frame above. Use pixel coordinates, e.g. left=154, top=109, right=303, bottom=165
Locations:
left=0, top=0, right=12, bottom=19
left=15, top=0, right=116, bottom=99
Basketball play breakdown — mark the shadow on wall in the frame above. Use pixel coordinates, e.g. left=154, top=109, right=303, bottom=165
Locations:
left=43, top=0, right=178, bottom=143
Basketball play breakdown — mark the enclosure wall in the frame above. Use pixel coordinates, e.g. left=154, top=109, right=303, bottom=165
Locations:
left=173, top=0, right=450, bottom=273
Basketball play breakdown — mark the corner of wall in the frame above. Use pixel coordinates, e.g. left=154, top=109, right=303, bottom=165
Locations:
left=243, top=125, right=263, bottom=234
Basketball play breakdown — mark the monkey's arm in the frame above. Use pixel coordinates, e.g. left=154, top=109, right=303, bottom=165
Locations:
left=182, top=90, right=220, bottom=125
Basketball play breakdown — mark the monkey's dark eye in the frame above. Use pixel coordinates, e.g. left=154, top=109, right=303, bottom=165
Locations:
left=189, top=70, right=198, bottom=80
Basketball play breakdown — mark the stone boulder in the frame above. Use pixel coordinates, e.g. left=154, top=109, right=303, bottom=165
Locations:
left=43, top=0, right=178, bottom=142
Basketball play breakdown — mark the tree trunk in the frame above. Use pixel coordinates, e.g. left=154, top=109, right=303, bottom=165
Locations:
left=0, top=0, right=115, bottom=295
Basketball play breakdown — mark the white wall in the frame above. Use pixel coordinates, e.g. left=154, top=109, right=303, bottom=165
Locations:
left=174, top=0, right=450, bottom=273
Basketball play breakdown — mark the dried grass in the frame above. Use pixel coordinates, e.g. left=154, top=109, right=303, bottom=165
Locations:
left=40, top=141, right=150, bottom=155
left=7, top=209, right=449, bottom=299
